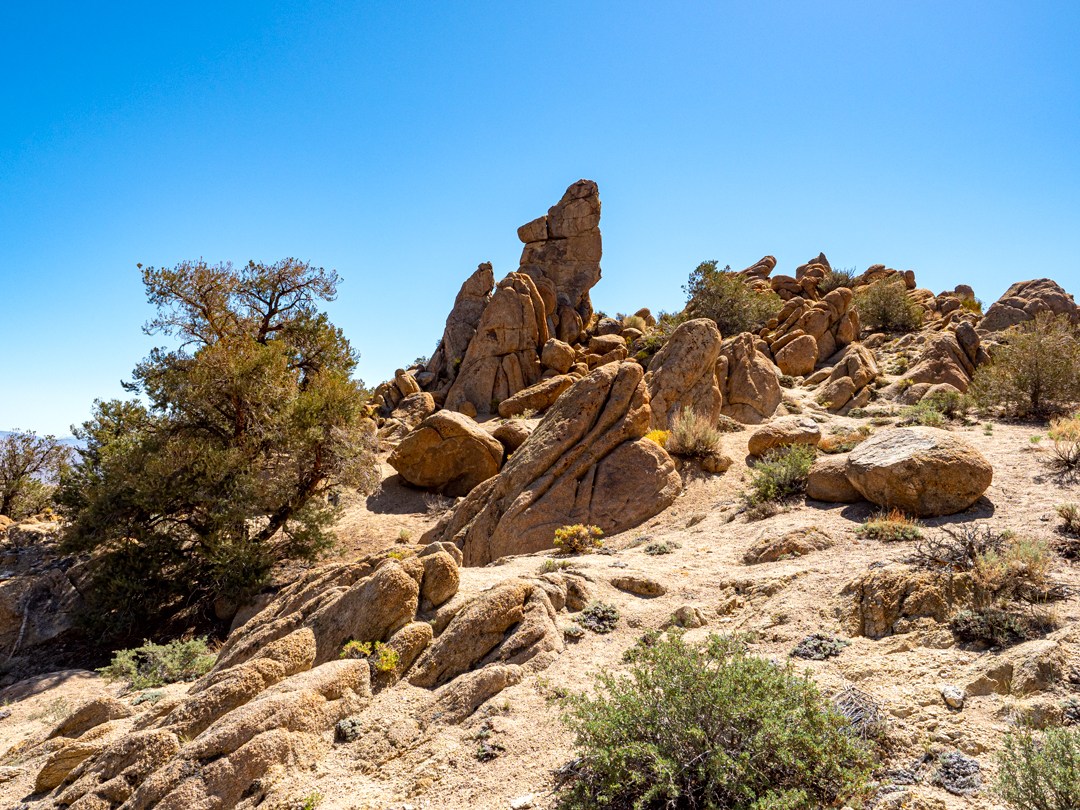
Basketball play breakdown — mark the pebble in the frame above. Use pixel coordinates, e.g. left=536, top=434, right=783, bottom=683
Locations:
left=510, top=794, right=535, bottom=809
left=942, top=685, right=965, bottom=709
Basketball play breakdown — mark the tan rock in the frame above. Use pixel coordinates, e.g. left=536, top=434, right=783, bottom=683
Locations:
left=644, top=318, right=723, bottom=430
left=425, top=363, right=681, bottom=566
left=389, top=411, right=504, bottom=496
left=716, top=333, right=782, bottom=424
left=979, top=278, right=1079, bottom=332
left=747, top=416, right=821, bottom=458
left=487, top=419, right=532, bottom=452
left=424, top=262, right=495, bottom=392
left=420, top=550, right=460, bottom=608
left=36, top=740, right=103, bottom=793
left=774, top=333, right=818, bottom=376
left=497, top=374, right=574, bottom=417
left=540, top=338, right=575, bottom=374
left=845, top=427, right=993, bottom=516
left=743, top=527, right=833, bottom=564
left=48, top=697, right=133, bottom=740
left=806, top=454, right=862, bottom=503
left=444, top=272, right=549, bottom=415
left=610, top=575, right=666, bottom=597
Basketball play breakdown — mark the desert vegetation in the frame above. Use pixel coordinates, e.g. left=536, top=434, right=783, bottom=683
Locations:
left=683, top=260, right=782, bottom=336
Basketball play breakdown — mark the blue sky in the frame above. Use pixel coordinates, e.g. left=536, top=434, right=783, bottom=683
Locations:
left=2, top=1, right=1078, bottom=436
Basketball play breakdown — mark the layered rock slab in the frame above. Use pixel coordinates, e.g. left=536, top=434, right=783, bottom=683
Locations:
left=424, top=362, right=681, bottom=566
left=388, top=410, right=504, bottom=496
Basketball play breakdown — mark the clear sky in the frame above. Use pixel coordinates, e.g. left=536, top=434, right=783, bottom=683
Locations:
left=2, top=1, right=1078, bottom=436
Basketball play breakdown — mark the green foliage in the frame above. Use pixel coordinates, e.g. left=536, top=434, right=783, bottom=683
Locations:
left=950, top=608, right=1043, bottom=647
left=858, top=509, right=923, bottom=542
left=574, top=601, right=620, bottom=634
left=746, top=445, right=816, bottom=504
left=340, top=640, right=399, bottom=672
left=683, top=261, right=783, bottom=337
left=634, top=311, right=687, bottom=366
left=0, top=431, right=68, bottom=519
left=970, top=314, right=1080, bottom=417
left=853, top=278, right=924, bottom=333
left=98, top=637, right=216, bottom=689
left=58, top=260, right=379, bottom=639
left=554, top=524, right=605, bottom=554
left=666, top=406, right=723, bottom=458
left=643, top=540, right=679, bottom=556
left=790, top=632, right=849, bottom=660
left=298, top=791, right=325, bottom=810
left=817, top=266, right=857, bottom=294
left=540, top=558, right=579, bottom=574
left=996, top=726, right=1080, bottom=810
left=558, top=633, right=874, bottom=809
left=899, top=392, right=969, bottom=427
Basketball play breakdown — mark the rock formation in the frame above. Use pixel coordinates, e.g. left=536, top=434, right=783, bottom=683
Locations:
left=388, top=410, right=505, bottom=496
left=979, top=278, right=1079, bottom=332
left=716, top=333, right=782, bottom=424
left=763, top=288, right=860, bottom=376
left=424, top=262, right=495, bottom=394
left=425, top=362, right=681, bottom=565
left=644, top=318, right=723, bottom=430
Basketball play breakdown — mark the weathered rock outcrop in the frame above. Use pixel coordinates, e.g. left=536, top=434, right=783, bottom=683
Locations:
left=844, top=427, right=993, bottom=516
left=813, top=342, right=879, bottom=412
left=979, top=278, right=1078, bottom=332
left=716, top=333, right=782, bottom=424
left=497, top=374, right=575, bottom=418
left=763, top=288, right=860, bottom=375
left=444, top=272, right=549, bottom=415
left=517, top=179, right=602, bottom=339
left=425, top=362, right=681, bottom=566
left=424, top=262, right=496, bottom=394
left=885, top=321, right=987, bottom=402
left=644, top=318, right=723, bottom=430
left=388, top=411, right=504, bottom=496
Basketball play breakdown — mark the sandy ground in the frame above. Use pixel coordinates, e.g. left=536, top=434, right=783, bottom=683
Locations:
left=2, top=407, right=1078, bottom=809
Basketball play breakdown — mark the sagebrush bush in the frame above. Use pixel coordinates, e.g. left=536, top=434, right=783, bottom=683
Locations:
left=746, top=444, right=816, bottom=504
left=558, top=633, right=874, bottom=809
left=666, top=407, right=722, bottom=458
left=574, top=601, right=620, bottom=634
left=970, top=313, right=1080, bottom=417
left=683, top=261, right=782, bottom=337
left=621, top=314, right=648, bottom=332
left=554, top=524, right=604, bottom=554
left=854, top=278, right=923, bottom=333
left=98, top=637, right=216, bottom=689
left=996, top=726, right=1080, bottom=810
left=858, top=509, right=923, bottom=542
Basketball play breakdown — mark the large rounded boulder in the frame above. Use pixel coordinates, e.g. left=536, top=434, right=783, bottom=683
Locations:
left=389, top=411, right=504, bottom=496
left=844, top=427, right=992, bottom=516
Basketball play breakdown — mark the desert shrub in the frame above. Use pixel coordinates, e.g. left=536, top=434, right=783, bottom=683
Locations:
left=540, top=558, right=579, bottom=574
left=746, top=444, right=816, bottom=504
left=715, top=414, right=744, bottom=433
left=558, top=633, right=874, bottom=809
left=634, top=311, right=686, bottom=366
left=859, top=509, right=923, bottom=542
left=818, top=266, right=857, bottom=294
left=621, top=314, right=648, bottom=332
left=643, top=540, right=679, bottom=556
left=950, top=607, right=1057, bottom=647
left=960, top=295, right=983, bottom=315
left=642, top=429, right=669, bottom=448
left=970, top=535, right=1055, bottom=605
left=554, top=524, right=604, bottom=555
left=832, top=685, right=888, bottom=744
left=970, top=313, right=1080, bottom=417
left=574, top=601, right=619, bottom=634
left=666, top=407, right=722, bottom=458
left=854, top=278, right=923, bottom=333
left=1057, top=503, right=1080, bottom=559
left=898, top=400, right=947, bottom=427
left=1048, top=413, right=1080, bottom=469
left=339, top=640, right=399, bottom=672
left=98, top=637, right=216, bottom=689
left=996, top=726, right=1080, bottom=810
left=791, top=632, right=849, bottom=660
left=683, top=260, right=782, bottom=337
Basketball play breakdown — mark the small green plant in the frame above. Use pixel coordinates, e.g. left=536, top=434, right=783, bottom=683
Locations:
left=298, top=791, right=324, bottom=810
left=563, top=623, right=586, bottom=642
left=574, top=601, right=620, bottom=634
left=558, top=633, right=875, bottom=809
left=131, top=689, right=165, bottom=706
left=98, top=637, right=216, bottom=689
left=540, top=558, right=579, bottom=574
left=666, top=406, right=723, bottom=458
left=554, top=524, right=604, bottom=555
left=858, top=508, right=923, bottom=542
left=791, top=632, right=850, bottom=660
left=995, top=726, right=1080, bottom=809
left=643, top=540, right=679, bottom=556
left=396, top=528, right=412, bottom=543
left=899, top=399, right=947, bottom=427
left=854, top=278, right=924, bottom=333
left=984, top=422, right=995, bottom=435
left=746, top=444, right=816, bottom=504
left=1030, top=434, right=1044, bottom=445
left=339, top=640, right=399, bottom=672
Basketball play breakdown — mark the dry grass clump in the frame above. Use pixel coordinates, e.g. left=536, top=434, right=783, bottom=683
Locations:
left=820, top=425, right=872, bottom=454
left=1048, top=413, right=1080, bottom=470
left=554, top=524, right=604, bottom=555
left=817, top=267, right=857, bottom=294
left=621, top=314, right=648, bottom=332
left=540, top=558, right=579, bottom=574
left=858, top=509, right=923, bottom=542
left=1057, top=503, right=1080, bottom=559
left=667, top=407, right=722, bottom=458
